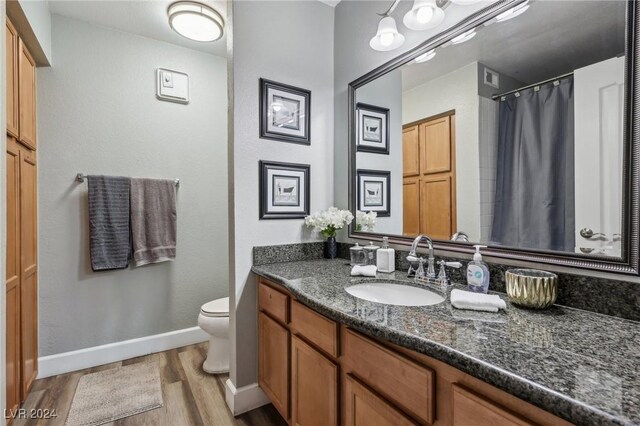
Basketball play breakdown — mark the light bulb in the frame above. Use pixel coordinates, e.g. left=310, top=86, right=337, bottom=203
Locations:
left=379, top=32, right=394, bottom=47
left=416, top=6, right=434, bottom=24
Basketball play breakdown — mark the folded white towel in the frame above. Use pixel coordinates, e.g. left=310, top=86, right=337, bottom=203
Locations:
left=351, top=265, right=377, bottom=277
left=450, top=289, right=507, bottom=313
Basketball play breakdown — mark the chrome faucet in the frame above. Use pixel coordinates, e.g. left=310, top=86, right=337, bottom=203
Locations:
left=407, top=234, right=436, bottom=279
left=451, top=231, right=470, bottom=242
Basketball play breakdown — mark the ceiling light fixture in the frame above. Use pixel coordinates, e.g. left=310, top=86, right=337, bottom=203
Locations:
left=496, top=0, right=530, bottom=22
left=168, top=1, right=224, bottom=42
left=403, top=0, right=445, bottom=31
left=370, top=16, right=406, bottom=51
left=414, top=49, right=436, bottom=63
left=451, top=28, right=476, bottom=44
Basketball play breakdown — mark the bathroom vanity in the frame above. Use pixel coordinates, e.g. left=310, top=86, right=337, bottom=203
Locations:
left=252, top=259, right=639, bottom=426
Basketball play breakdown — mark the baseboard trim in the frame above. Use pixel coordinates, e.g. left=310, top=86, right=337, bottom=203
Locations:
left=225, top=379, right=270, bottom=415
left=38, top=326, right=208, bottom=378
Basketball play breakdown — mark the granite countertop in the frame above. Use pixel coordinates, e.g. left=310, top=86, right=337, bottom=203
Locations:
left=252, top=259, right=640, bottom=426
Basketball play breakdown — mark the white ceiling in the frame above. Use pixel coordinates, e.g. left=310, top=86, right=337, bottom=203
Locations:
left=401, top=0, right=626, bottom=92
left=48, top=0, right=228, bottom=57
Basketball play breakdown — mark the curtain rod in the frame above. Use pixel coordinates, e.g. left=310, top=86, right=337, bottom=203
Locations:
left=75, top=173, right=180, bottom=187
left=492, top=72, right=574, bottom=101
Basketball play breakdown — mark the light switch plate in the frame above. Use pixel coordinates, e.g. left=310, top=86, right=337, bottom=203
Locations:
left=156, top=68, right=189, bottom=104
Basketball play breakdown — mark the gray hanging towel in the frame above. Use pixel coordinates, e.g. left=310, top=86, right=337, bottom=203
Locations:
left=87, top=175, right=132, bottom=271
left=130, top=178, right=177, bottom=266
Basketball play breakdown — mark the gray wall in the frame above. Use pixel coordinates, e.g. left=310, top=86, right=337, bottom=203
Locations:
left=355, top=69, right=403, bottom=234
left=229, top=1, right=334, bottom=388
left=37, top=15, right=228, bottom=356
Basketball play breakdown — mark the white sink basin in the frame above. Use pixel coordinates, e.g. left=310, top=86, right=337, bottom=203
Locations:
left=345, top=282, right=445, bottom=307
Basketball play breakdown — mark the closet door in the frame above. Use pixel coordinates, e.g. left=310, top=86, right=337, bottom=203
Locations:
left=20, top=146, right=38, bottom=395
left=6, top=137, right=22, bottom=412
left=6, top=19, right=19, bottom=138
left=18, top=39, right=36, bottom=150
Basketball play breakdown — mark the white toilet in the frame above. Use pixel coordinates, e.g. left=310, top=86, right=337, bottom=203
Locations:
left=197, top=297, right=230, bottom=374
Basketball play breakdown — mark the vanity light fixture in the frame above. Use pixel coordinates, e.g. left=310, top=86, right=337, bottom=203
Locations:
left=496, top=0, right=530, bottom=22
left=451, top=28, right=476, bottom=44
left=168, top=1, right=224, bottom=42
left=403, top=0, right=445, bottom=31
left=414, top=49, right=436, bottom=63
left=370, top=16, right=406, bottom=51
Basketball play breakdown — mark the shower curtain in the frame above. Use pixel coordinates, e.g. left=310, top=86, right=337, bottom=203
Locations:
left=490, top=78, right=575, bottom=252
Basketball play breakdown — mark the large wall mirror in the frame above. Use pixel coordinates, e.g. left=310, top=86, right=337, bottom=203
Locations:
left=349, top=0, right=640, bottom=274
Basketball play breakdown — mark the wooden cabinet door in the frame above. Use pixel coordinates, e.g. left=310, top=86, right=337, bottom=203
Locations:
left=18, top=39, right=36, bottom=150
left=6, top=20, right=19, bottom=138
left=259, top=312, right=290, bottom=420
left=403, top=126, right=420, bottom=177
left=420, top=116, right=451, bottom=175
left=291, top=336, right=338, bottom=426
left=344, top=374, right=417, bottom=426
left=403, top=177, right=420, bottom=236
left=20, top=146, right=38, bottom=395
left=420, top=176, right=453, bottom=240
left=6, top=137, right=22, bottom=411
left=453, top=385, right=534, bottom=426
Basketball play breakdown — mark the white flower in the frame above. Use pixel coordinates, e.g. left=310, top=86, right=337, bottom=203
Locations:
left=356, top=211, right=377, bottom=231
left=304, top=207, right=354, bottom=238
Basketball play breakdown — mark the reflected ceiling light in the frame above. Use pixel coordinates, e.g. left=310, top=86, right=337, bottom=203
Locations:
left=403, top=0, right=445, bottom=31
left=451, top=28, right=476, bottom=44
left=370, top=16, right=406, bottom=51
left=496, top=0, right=530, bottom=22
left=168, top=1, right=224, bottom=42
left=414, top=49, right=436, bottom=63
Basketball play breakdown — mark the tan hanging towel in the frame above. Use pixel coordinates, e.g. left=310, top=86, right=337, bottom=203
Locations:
left=130, top=178, right=177, bottom=266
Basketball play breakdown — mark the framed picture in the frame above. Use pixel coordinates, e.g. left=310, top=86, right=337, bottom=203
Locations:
left=357, top=169, right=391, bottom=217
left=356, top=103, right=389, bottom=154
left=260, top=79, right=311, bottom=145
left=260, top=161, right=311, bottom=219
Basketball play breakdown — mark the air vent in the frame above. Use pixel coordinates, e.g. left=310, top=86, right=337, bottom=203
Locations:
left=484, top=67, right=499, bottom=89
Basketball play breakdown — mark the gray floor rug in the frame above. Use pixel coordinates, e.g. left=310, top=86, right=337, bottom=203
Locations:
left=65, top=361, right=163, bottom=426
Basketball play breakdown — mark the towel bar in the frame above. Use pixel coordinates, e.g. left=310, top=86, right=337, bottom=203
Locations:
left=76, top=173, right=180, bottom=187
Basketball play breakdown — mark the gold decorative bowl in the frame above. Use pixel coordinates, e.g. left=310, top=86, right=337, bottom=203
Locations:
left=505, top=269, right=558, bottom=309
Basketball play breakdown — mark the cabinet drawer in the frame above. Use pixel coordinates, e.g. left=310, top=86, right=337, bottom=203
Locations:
left=345, top=374, right=417, bottom=426
left=291, top=301, right=338, bottom=358
left=344, top=329, right=435, bottom=425
left=452, top=385, right=534, bottom=426
left=258, top=280, right=289, bottom=324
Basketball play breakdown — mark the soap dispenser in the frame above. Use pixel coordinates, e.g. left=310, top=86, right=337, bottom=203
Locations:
left=467, top=245, right=490, bottom=293
left=376, top=237, right=395, bottom=273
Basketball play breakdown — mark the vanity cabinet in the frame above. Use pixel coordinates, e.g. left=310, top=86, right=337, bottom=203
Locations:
left=258, top=281, right=290, bottom=421
left=344, top=374, right=417, bottom=426
left=257, top=277, right=572, bottom=426
left=291, top=335, right=339, bottom=426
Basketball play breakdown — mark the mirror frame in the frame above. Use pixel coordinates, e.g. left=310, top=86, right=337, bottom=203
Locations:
left=348, top=0, right=640, bottom=275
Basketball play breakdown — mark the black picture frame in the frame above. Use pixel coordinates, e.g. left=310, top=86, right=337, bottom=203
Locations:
left=356, top=103, right=390, bottom=155
left=260, top=161, right=311, bottom=219
left=260, top=79, right=311, bottom=145
left=357, top=169, right=391, bottom=217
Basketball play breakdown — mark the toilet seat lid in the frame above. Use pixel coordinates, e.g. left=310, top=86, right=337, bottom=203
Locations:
left=201, top=297, right=229, bottom=317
